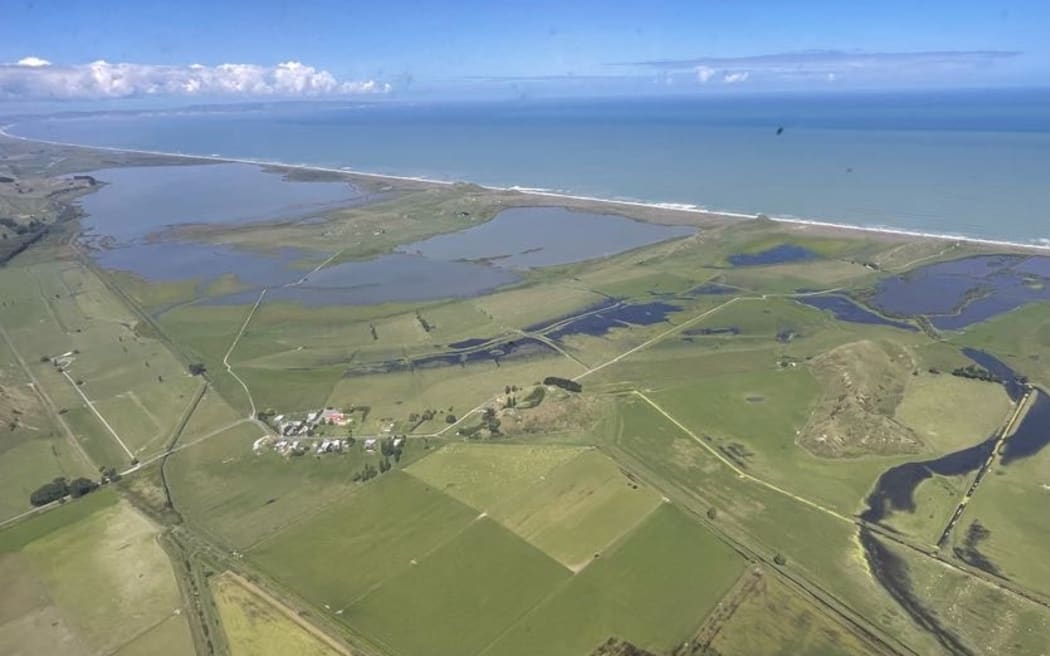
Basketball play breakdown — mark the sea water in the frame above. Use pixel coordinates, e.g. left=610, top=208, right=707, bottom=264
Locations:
left=9, top=89, right=1050, bottom=244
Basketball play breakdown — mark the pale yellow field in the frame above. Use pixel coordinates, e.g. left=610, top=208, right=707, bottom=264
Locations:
left=211, top=572, right=346, bottom=656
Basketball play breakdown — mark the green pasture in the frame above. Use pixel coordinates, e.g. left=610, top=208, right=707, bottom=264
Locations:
left=0, top=490, right=193, bottom=656
left=405, top=442, right=583, bottom=510
left=250, top=471, right=477, bottom=606
left=952, top=442, right=1050, bottom=599
left=705, top=571, right=882, bottom=655
left=490, top=448, right=663, bottom=568
left=480, top=504, right=744, bottom=656
left=346, top=517, right=570, bottom=656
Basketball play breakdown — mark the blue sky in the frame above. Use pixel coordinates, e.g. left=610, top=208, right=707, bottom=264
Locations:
left=0, top=0, right=1046, bottom=102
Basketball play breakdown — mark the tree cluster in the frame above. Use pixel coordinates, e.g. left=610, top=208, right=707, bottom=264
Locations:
left=29, top=476, right=99, bottom=506
left=380, top=437, right=404, bottom=463
left=543, top=376, right=582, bottom=393
left=951, top=365, right=1000, bottom=383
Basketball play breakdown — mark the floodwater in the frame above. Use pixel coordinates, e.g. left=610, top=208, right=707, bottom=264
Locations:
left=345, top=336, right=555, bottom=377
left=1000, top=390, right=1050, bottom=465
left=545, top=301, right=681, bottom=339
left=859, top=349, right=1030, bottom=653
left=727, top=244, right=818, bottom=266
left=798, top=294, right=917, bottom=331
left=399, top=206, right=694, bottom=268
left=871, top=254, right=1050, bottom=330
left=861, top=348, right=1022, bottom=524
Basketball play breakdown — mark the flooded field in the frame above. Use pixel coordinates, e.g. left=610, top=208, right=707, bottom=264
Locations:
left=799, top=294, right=917, bottom=331
left=871, top=254, right=1050, bottom=329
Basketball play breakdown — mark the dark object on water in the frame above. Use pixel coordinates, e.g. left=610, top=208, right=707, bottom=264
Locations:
left=776, top=126, right=784, bottom=135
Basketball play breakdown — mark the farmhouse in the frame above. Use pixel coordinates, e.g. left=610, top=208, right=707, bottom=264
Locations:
left=321, top=408, right=350, bottom=426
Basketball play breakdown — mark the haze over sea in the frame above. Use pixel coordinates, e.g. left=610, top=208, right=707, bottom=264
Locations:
left=8, top=88, right=1050, bottom=244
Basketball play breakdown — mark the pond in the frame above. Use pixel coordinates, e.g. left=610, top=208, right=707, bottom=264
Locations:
left=727, top=244, right=818, bottom=266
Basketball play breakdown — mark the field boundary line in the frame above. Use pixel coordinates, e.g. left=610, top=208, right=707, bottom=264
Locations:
left=223, top=288, right=267, bottom=419
left=99, top=608, right=186, bottom=656
left=633, top=390, right=1050, bottom=615
left=633, top=390, right=854, bottom=526
left=0, top=322, right=96, bottom=470
left=125, top=418, right=254, bottom=474
left=60, top=369, right=135, bottom=460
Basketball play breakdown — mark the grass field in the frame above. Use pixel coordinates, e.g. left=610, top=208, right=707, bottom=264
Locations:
left=0, top=258, right=203, bottom=469
left=490, top=448, right=663, bottom=569
left=0, top=334, right=94, bottom=520
left=607, top=396, right=949, bottom=655
left=480, top=504, right=745, bottom=656
left=346, top=517, right=571, bottom=656
left=881, top=534, right=1050, bottom=656
left=0, top=489, right=193, bottom=656
left=211, top=572, right=344, bottom=656
left=250, top=471, right=478, bottom=606
left=164, top=419, right=375, bottom=549
left=405, top=442, right=584, bottom=510
left=408, top=444, right=662, bottom=568
left=951, top=441, right=1050, bottom=598
left=896, top=373, right=1014, bottom=454
left=951, top=301, right=1050, bottom=390
left=703, top=572, right=881, bottom=656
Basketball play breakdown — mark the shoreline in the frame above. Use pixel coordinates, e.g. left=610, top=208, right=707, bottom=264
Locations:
left=2, top=123, right=1048, bottom=254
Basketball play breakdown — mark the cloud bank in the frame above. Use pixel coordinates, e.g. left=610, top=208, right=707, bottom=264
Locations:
left=614, top=49, right=1020, bottom=86
left=0, top=58, right=391, bottom=100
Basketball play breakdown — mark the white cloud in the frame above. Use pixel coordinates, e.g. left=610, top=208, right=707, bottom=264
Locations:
left=695, top=66, right=715, bottom=83
left=722, top=71, right=750, bottom=84
left=17, top=56, right=52, bottom=68
left=0, top=57, right=390, bottom=100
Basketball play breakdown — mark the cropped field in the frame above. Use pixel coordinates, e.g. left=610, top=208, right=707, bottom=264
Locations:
left=250, top=471, right=477, bottom=605
left=480, top=504, right=745, bottom=656
left=347, top=517, right=571, bottom=656
left=0, top=490, right=193, bottom=656
left=211, top=572, right=344, bottom=656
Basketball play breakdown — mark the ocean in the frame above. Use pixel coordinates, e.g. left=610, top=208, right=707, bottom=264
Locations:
left=7, top=89, right=1050, bottom=244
